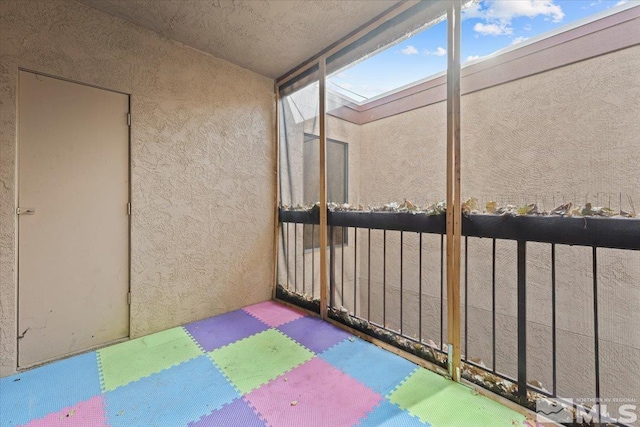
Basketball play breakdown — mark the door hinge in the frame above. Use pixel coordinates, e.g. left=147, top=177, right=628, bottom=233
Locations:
left=127, top=202, right=131, bottom=215
left=127, top=113, right=131, bottom=127
left=127, top=292, right=131, bottom=305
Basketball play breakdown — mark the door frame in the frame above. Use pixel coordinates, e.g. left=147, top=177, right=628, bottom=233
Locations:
left=15, top=68, right=132, bottom=370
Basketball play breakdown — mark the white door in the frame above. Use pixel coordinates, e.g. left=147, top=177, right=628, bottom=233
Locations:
left=17, top=71, right=130, bottom=367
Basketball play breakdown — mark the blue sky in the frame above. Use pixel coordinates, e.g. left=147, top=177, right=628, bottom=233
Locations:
left=328, top=0, right=637, bottom=101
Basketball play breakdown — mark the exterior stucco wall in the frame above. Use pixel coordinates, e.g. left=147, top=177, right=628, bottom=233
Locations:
left=356, top=46, right=640, bottom=404
left=275, top=40, right=638, bottom=409
left=0, top=0, right=274, bottom=376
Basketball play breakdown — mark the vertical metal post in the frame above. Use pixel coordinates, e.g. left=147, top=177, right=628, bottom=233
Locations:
left=517, top=240, right=527, bottom=400
left=341, top=230, right=345, bottom=307
left=440, top=234, right=444, bottom=351
left=383, top=230, right=387, bottom=327
left=312, top=224, right=315, bottom=297
left=303, top=225, right=306, bottom=293
left=446, top=0, right=462, bottom=382
left=419, top=233, right=423, bottom=343
left=551, top=244, right=557, bottom=396
left=464, top=236, right=468, bottom=360
left=592, top=246, right=601, bottom=421
left=272, top=87, right=281, bottom=299
left=319, top=59, right=329, bottom=319
left=368, top=228, right=371, bottom=321
left=400, top=231, right=404, bottom=335
left=492, top=238, right=497, bottom=373
left=294, top=224, right=298, bottom=293
left=353, top=228, right=357, bottom=316
left=329, top=225, right=335, bottom=309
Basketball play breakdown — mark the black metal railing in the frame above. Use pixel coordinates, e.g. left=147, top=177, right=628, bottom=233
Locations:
left=277, top=208, right=640, bottom=422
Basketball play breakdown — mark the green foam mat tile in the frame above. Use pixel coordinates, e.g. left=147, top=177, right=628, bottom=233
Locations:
left=98, top=327, right=203, bottom=391
left=209, top=329, right=314, bottom=394
left=388, top=368, right=525, bottom=427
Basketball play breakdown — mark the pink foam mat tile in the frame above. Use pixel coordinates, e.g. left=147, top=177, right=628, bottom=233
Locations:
left=242, top=301, right=306, bottom=327
left=20, top=395, right=107, bottom=427
left=245, top=357, right=382, bottom=427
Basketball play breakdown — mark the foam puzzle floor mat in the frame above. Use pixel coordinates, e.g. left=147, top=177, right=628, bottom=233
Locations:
left=1, top=301, right=526, bottom=426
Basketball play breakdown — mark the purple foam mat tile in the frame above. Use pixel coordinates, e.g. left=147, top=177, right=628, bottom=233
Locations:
left=277, top=316, right=351, bottom=353
left=184, top=310, right=269, bottom=352
left=188, top=397, right=267, bottom=427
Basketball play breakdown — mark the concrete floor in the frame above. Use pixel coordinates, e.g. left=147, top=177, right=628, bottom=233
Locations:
left=1, top=301, right=526, bottom=426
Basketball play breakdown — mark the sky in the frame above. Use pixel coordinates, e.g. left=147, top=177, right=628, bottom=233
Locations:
left=328, top=0, right=638, bottom=101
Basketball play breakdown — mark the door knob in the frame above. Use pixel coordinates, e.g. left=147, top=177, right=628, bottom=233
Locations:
left=17, top=208, right=35, bottom=215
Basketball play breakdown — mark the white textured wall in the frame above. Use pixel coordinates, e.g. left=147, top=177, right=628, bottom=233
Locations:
left=0, top=0, right=274, bottom=376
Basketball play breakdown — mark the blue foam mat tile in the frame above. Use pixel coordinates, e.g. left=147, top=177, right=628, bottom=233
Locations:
left=104, top=355, right=238, bottom=427
left=0, top=351, right=102, bottom=427
left=320, top=338, right=418, bottom=396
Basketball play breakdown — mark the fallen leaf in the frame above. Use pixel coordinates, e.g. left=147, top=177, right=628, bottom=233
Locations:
left=291, top=400, right=298, bottom=406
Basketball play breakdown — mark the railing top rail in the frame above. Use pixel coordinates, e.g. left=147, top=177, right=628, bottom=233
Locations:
left=279, top=208, right=640, bottom=250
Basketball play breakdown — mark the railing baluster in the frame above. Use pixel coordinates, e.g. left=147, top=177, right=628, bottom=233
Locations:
left=592, top=246, right=601, bottom=422
left=341, top=227, right=345, bottom=308
left=294, top=224, right=298, bottom=294
left=551, top=243, right=557, bottom=396
left=400, top=231, right=404, bottom=335
left=312, top=224, right=315, bottom=297
left=354, top=227, right=357, bottom=316
left=419, top=232, right=423, bottom=344
left=492, top=238, right=496, bottom=373
left=303, top=224, right=306, bottom=295
left=440, top=234, right=444, bottom=351
left=517, top=240, right=527, bottom=401
left=286, top=222, right=289, bottom=289
left=464, top=236, right=468, bottom=360
left=368, top=228, right=371, bottom=321
left=329, top=225, right=335, bottom=309
left=383, top=229, right=387, bottom=328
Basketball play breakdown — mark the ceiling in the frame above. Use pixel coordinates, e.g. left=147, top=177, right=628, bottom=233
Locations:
left=77, top=0, right=400, bottom=79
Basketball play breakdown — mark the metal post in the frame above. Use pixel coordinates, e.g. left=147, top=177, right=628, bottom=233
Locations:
left=271, top=86, right=281, bottom=299
left=318, top=59, right=329, bottom=319
left=517, top=240, right=527, bottom=400
left=329, top=225, right=335, bottom=309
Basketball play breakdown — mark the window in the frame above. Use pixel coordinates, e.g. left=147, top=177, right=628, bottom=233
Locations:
left=303, top=135, right=348, bottom=250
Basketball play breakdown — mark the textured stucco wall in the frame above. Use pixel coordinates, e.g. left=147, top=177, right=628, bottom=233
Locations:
left=355, top=46, right=640, bottom=404
left=0, top=0, right=274, bottom=376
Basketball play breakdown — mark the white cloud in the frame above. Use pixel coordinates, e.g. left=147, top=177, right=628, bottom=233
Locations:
left=615, top=0, right=627, bottom=5
left=485, top=0, right=564, bottom=23
left=466, top=55, right=482, bottom=62
left=474, top=22, right=513, bottom=36
left=465, top=0, right=565, bottom=37
left=523, top=23, right=532, bottom=31
left=511, top=36, right=529, bottom=45
left=425, top=47, right=447, bottom=56
left=400, top=45, right=418, bottom=55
